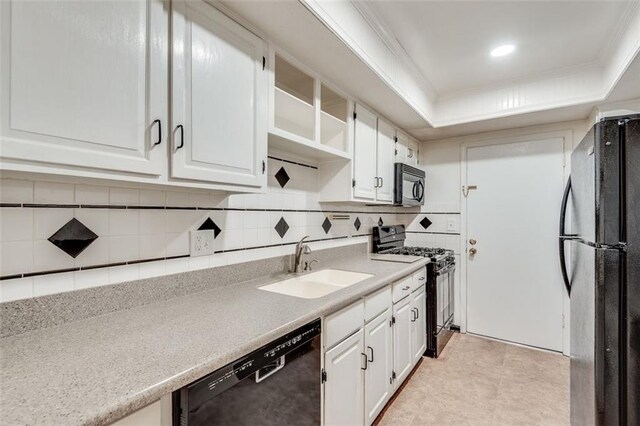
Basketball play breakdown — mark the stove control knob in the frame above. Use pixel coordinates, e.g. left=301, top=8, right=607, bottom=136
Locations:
left=469, top=247, right=477, bottom=256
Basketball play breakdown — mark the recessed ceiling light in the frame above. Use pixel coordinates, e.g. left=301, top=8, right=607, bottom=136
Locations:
left=490, top=44, right=515, bottom=57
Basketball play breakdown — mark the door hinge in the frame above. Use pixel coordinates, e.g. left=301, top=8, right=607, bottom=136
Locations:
left=353, top=111, right=357, bottom=120
left=394, top=149, right=398, bottom=156
left=389, top=376, right=393, bottom=384
left=352, top=179, right=356, bottom=188
left=391, top=316, right=396, bottom=325
left=562, top=314, right=565, bottom=329
left=392, top=371, right=397, bottom=380
left=394, top=136, right=398, bottom=142
left=262, top=160, right=266, bottom=174
left=321, top=368, right=327, bottom=383
left=262, top=56, right=266, bottom=70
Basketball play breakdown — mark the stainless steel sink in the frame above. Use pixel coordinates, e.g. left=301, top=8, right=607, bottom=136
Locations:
left=258, top=269, right=374, bottom=299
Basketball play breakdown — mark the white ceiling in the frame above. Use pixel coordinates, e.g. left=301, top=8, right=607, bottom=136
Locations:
left=219, top=0, right=640, bottom=141
left=366, top=0, right=635, bottom=96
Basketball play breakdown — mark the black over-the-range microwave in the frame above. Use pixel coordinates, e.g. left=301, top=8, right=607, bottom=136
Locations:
left=393, top=163, right=426, bottom=206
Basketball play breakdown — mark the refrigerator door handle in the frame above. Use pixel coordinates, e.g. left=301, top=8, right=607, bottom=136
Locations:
left=559, top=177, right=577, bottom=296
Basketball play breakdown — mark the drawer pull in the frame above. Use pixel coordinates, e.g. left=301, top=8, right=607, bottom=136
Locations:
left=402, top=286, right=410, bottom=291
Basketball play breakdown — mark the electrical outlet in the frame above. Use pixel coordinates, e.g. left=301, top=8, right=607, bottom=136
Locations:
left=190, top=230, right=215, bottom=257
left=446, top=219, right=456, bottom=232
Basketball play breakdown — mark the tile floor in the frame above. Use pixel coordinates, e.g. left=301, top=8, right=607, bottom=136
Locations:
left=377, top=333, right=570, bottom=425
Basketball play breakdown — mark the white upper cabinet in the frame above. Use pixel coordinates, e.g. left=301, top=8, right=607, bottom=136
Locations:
left=171, top=0, right=267, bottom=188
left=352, top=104, right=378, bottom=201
left=395, top=131, right=418, bottom=167
left=375, top=118, right=395, bottom=203
left=0, top=0, right=167, bottom=175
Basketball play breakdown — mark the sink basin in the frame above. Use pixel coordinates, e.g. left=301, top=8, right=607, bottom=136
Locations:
left=258, top=269, right=374, bottom=299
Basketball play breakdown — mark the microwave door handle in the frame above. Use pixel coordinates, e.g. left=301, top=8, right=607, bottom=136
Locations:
left=416, top=180, right=424, bottom=202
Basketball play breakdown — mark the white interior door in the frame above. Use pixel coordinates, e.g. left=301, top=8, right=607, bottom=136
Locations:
left=171, top=0, right=266, bottom=187
left=353, top=104, right=377, bottom=200
left=1, top=0, right=166, bottom=175
left=465, top=137, right=565, bottom=351
left=375, top=118, right=395, bottom=203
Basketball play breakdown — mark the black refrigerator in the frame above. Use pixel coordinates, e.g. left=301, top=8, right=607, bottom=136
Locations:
left=559, top=114, right=639, bottom=425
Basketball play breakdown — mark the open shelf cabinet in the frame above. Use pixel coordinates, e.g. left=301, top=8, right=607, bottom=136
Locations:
left=269, top=48, right=352, bottom=162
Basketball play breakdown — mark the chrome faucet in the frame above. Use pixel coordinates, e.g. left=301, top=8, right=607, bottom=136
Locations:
left=293, top=236, right=312, bottom=273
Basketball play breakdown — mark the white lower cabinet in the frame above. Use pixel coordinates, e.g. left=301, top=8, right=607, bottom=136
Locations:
left=324, top=329, right=365, bottom=426
left=364, top=309, right=393, bottom=425
left=323, top=272, right=426, bottom=425
left=392, top=295, right=413, bottom=389
left=411, top=288, right=427, bottom=364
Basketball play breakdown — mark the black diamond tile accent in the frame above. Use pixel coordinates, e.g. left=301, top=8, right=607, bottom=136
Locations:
left=274, top=217, right=289, bottom=238
left=48, top=218, right=98, bottom=258
left=322, top=217, right=332, bottom=234
left=354, top=217, right=361, bottom=231
left=378, top=217, right=384, bottom=227
left=275, top=167, right=290, bottom=188
left=198, top=217, right=221, bottom=238
left=420, top=216, right=433, bottom=229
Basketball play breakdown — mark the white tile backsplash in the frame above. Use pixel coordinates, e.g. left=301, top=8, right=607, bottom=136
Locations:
left=0, top=179, right=33, bottom=203
left=0, top=158, right=410, bottom=301
left=34, top=182, right=74, bottom=204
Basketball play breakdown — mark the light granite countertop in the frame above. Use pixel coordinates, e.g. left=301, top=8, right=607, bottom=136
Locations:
left=0, top=254, right=428, bottom=426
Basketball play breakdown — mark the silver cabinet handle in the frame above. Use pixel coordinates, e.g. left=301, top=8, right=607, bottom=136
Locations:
left=367, top=346, right=374, bottom=362
left=361, top=353, right=368, bottom=370
left=411, top=308, right=417, bottom=322
left=152, top=119, right=162, bottom=146
left=380, top=177, right=384, bottom=187
left=402, top=285, right=410, bottom=291
left=418, top=277, right=425, bottom=281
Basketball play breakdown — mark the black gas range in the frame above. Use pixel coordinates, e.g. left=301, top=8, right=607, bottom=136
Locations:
left=373, top=225, right=456, bottom=358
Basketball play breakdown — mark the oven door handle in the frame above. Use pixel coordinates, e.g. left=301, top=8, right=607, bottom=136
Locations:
left=436, top=264, right=455, bottom=276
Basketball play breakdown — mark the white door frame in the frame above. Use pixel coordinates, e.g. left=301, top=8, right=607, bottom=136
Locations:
left=459, top=129, right=573, bottom=355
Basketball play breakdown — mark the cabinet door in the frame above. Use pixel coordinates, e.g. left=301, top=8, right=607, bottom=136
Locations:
left=395, top=131, right=409, bottom=164
left=411, top=289, right=427, bottom=364
left=364, top=310, right=393, bottom=426
left=407, top=138, right=419, bottom=167
left=0, top=0, right=166, bottom=175
left=393, top=297, right=413, bottom=388
left=324, top=329, right=365, bottom=426
left=375, top=118, right=395, bottom=203
left=171, top=0, right=267, bottom=187
left=353, top=104, right=378, bottom=200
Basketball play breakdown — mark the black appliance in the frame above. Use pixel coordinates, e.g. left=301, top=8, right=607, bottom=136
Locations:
left=393, top=163, right=425, bottom=206
left=559, top=115, right=639, bottom=425
left=173, top=319, right=321, bottom=426
left=372, top=225, right=456, bottom=358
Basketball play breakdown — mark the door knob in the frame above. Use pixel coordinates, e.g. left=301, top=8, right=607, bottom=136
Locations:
left=469, top=247, right=477, bottom=255
left=469, top=239, right=477, bottom=245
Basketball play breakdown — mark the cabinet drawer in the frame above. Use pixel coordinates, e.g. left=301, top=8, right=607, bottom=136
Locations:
left=325, top=299, right=364, bottom=349
left=364, top=285, right=391, bottom=322
left=392, top=276, right=412, bottom=303
left=411, top=268, right=427, bottom=293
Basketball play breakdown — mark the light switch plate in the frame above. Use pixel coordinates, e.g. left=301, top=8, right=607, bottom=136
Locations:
left=190, top=230, right=215, bottom=257
left=446, top=219, right=456, bottom=232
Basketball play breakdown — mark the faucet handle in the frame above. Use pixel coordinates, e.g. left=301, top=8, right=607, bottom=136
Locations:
left=304, top=259, right=320, bottom=271
left=303, top=245, right=312, bottom=254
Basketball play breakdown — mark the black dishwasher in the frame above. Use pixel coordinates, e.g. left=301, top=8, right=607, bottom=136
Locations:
left=173, top=319, right=321, bottom=426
